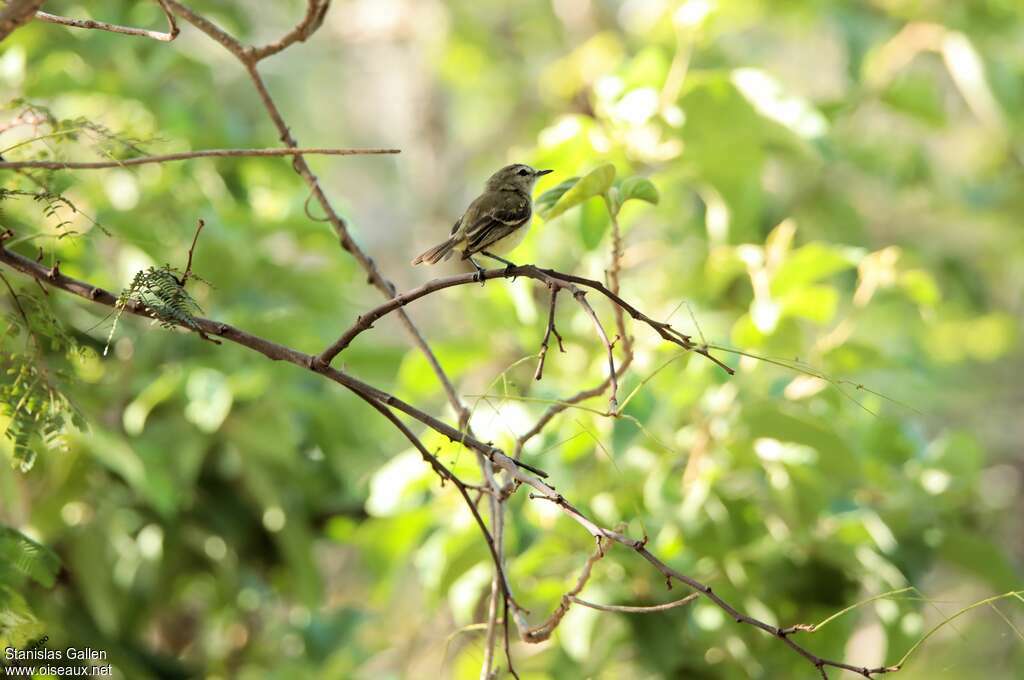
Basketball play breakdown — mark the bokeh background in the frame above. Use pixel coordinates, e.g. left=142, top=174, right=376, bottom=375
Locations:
left=2, top=0, right=1023, bottom=678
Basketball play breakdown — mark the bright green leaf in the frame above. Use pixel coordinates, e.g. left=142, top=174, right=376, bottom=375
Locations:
left=541, top=164, right=616, bottom=220
left=578, top=196, right=610, bottom=249
left=770, top=243, right=860, bottom=296
left=534, top=176, right=580, bottom=216
left=610, top=176, right=659, bottom=215
left=0, top=527, right=60, bottom=588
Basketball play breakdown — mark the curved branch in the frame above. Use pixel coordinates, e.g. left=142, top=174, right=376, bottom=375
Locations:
left=249, top=0, right=331, bottom=62
left=569, top=593, right=699, bottom=614
left=0, top=147, right=399, bottom=170
left=317, top=264, right=732, bottom=377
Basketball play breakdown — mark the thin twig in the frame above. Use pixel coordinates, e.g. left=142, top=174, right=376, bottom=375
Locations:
left=523, top=539, right=609, bottom=642
left=180, top=219, right=204, bottom=286
left=35, top=0, right=179, bottom=42
left=249, top=0, right=330, bottom=61
left=534, top=284, right=565, bottom=381
left=568, top=593, right=699, bottom=614
left=572, top=289, right=618, bottom=413
left=0, top=147, right=399, bottom=170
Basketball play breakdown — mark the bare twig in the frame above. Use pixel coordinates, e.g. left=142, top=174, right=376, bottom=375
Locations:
left=573, top=289, right=618, bottom=413
left=249, top=0, right=331, bottom=61
left=606, top=198, right=632, bottom=359
left=534, top=284, right=565, bottom=381
left=0, top=147, right=399, bottom=170
left=0, top=0, right=44, bottom=41
left=568, top=593, right=699, bottom=614
left=180, top=219, right=204, bottom=286
left=161, top=0, right=246, bottom=59
left=523, top=539, right=609, bottom=642
left=35, top=0, right=179, bottom=42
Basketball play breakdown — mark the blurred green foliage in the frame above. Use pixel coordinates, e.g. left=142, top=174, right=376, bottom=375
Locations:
left=1, top=1, right=1023, bottom=678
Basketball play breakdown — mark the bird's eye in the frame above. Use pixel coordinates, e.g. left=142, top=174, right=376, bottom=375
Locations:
left=518, top=168, right=529, bottom=176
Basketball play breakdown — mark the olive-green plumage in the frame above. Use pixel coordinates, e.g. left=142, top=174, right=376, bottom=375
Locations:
left=412, top=163, right=552, bottom=273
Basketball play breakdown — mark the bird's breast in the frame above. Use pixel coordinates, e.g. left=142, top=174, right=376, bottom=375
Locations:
left=487, top=219, right=532, bottom=255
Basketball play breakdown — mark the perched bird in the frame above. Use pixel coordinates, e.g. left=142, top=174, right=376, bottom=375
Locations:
left=412, top=163, right=552, bottom=280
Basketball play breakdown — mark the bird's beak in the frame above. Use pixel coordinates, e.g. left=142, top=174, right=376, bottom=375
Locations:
left=535, top=169, right=553, bottom=176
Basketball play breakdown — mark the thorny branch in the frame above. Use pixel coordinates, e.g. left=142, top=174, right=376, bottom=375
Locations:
left=2, top=4, right=906, bottom=678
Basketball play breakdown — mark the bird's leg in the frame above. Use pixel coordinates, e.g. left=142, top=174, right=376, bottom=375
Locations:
left=482, top=251, right=518, bottom=280
left=468, top=256, right=487, bottom=286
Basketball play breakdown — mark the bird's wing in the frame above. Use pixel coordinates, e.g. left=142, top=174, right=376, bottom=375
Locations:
left=448, top=215, right=463, bottom=237
left=460, top=193, right=531, bottom=254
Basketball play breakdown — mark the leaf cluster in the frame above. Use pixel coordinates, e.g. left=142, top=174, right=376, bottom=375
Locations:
left=1, top=288, right=84, bottom=471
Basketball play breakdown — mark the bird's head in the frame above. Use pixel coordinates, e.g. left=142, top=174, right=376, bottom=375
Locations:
left=485, top=163, right=553, bottom=193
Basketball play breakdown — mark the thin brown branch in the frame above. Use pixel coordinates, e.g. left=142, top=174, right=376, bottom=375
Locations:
left=180, top=219, right=204, bottom=286
left=0, top=0, right=43, bottom=41
left=523, top=538, right=609, bottom=642
left=161, top=0, right=247, bottom=59
left=534, top=284, right=565, bottom=381
left=35, top=0, right=179, bottom=42
left=573, top=289, right=618, bottom=413
left=606, top=198, right=632, bottom=358
left=355, top=393, right=524, bottom=615
left=0, top=268, right=30, bottom=330
left=568, top=593, right=699, bottom=614
left=249, top=0, right=330, bottom=62
left=526, top=494, right=898, bottom=679
left=0, top=147, right=399, bottom=170
left=513, top=366, right=626, bottom=456
left=316, top=264, right=728, bottom=376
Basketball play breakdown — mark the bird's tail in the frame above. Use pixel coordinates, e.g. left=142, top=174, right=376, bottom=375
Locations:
left=411, top=237, right=457, bottom=265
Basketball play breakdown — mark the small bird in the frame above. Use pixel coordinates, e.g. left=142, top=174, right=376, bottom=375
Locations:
left=412, top=163, right=553, bottom=280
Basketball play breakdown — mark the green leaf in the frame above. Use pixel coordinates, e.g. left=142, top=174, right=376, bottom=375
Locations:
left=540, top=164, right=616, bottom=220
left=941, top=530, right=1020, bottom=592
left=0, top=527, right=60, bottom=588
left=578, top=197, right=610, bottom=250
left=781, top=285, right=839, bottom=324
left=613, top=176, right=659, bottom=214
left=534, top=177, right=580, bottom=216
left=0, top=586, right=45, bottom=651
left=770, top=243, right=860, bottom=296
